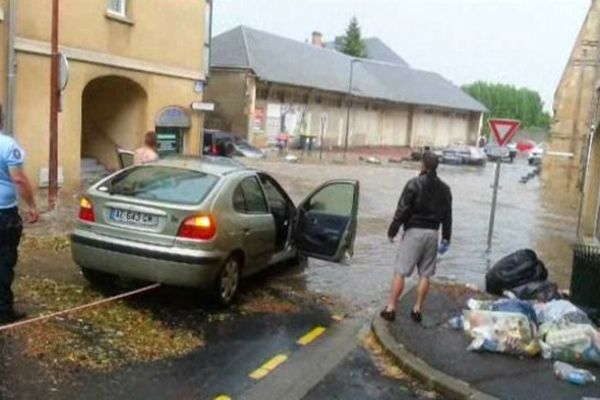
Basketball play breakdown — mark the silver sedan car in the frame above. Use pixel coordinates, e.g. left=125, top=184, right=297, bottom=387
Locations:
left=71, top=158, right=359, bottom=305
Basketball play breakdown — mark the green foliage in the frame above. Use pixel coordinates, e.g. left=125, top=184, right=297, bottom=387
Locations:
left=341, top=17, right=366, bottom=58
left=462, top=81, right=552, bottom=135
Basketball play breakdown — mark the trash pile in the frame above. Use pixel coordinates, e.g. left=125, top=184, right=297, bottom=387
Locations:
left=450, top=249, right=600, bottom=385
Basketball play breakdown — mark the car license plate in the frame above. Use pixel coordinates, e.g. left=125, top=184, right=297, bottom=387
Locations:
left=110, top=208, right=159, bottom=227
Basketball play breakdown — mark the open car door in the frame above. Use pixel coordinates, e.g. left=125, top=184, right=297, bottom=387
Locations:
left=295, top=180, right=359, bottom=262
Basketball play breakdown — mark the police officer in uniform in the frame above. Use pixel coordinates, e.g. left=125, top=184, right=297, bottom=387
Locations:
left=0, top=128, right=39, bottom=324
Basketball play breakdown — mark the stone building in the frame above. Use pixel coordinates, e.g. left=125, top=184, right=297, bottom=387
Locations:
left=205, top=26, right=486, bottom=149
left=544, top=0, right=600, bottom=242
left=0, top=0, right=212, bottom=188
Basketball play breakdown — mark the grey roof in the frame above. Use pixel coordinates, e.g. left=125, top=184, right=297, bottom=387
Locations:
left=363, top=38, right=409, bottom=66
left=325, top=36, right=409, bottom=66
left=211, top=26, right=487, bottom=113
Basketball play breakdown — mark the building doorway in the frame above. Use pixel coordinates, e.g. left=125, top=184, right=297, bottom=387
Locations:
left=81, top=76, right=147, bottom=170
left=155, top=107, right=191, bottom=156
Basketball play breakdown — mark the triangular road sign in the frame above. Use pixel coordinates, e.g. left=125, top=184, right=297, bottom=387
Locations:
left=489, top=119, right=520, bottom=147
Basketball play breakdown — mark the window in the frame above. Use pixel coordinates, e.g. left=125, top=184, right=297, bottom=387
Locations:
left=259, top=174, right=289, bottom=212
left=107, top=166, right=219, bottom=205
left=257, top=88, right=269, bottom=100
left=108, top=0, right=127, bottom=16
left=233, top=186, right=247, bottom=213
left=308, top=183, right=355, bottom=217
left=233, top=177, right=269, bottom=214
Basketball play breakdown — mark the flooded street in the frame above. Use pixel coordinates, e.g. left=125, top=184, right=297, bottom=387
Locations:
left=248, top=158, right=578, bottom=314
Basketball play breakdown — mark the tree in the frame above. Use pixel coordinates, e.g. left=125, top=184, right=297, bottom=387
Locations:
left=341, top=17, right=366, bottom=58
left=462, top=81, right=552, bottom=135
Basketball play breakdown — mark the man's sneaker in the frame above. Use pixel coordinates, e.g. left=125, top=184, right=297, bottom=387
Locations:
left=410, top=310, right=422, bottom=323
left=379, top=308, right=396, bottom=322
left=0, top=308, right=27, bottom=325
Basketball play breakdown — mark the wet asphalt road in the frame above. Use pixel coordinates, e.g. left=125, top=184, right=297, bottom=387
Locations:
left=247, top=157, right=577, bottom=314
left=304, top=348, right=423, bottom=400
left=1, top=157, right=575, bottom=399
left=1, top=303, right=428, bottom=400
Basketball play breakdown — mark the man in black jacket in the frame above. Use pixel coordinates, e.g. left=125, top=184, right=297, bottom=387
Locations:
left=380, top=152, right=452, bottom=323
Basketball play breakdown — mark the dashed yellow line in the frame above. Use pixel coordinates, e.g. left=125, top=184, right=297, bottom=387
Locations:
left=249, top=354, right=288, bottom=380
left=332, top=314, right=345, bottom=322
left=297, top=326, right=327, bottom=346
left=214, top=396, right=231, bottom=400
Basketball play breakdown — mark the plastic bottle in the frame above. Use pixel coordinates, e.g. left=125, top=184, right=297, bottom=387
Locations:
left=553, top=361, right=597, bottom=386
left=448, top=316, right=464, bottom=330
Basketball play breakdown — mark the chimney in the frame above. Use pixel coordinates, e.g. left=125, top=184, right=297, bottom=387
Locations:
left=311, top=31, right=324, bottom=48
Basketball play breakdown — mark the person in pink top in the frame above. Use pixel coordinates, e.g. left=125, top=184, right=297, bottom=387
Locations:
left=133, top=131, right=159, bottom=165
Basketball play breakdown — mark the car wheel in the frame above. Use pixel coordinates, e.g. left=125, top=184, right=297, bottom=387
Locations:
left=214, top=256, right=241, bottom=307
left=80, top=267, right=115, bottom=289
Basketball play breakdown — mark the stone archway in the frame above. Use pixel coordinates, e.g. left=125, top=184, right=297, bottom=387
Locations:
left=81, top=76, right=148, bottom=170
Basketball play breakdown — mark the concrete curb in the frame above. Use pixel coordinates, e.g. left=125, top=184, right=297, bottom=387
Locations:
left=371, top=316, right=499, bottom=400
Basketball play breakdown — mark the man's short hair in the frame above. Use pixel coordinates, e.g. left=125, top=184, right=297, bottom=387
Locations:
left=422, top=151, right=439, bottom=172
left=144, top=131, right=157, bottom=148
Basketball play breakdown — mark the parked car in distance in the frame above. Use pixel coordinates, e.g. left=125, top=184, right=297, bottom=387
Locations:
left=442, top=146, right=486, bottom=166
left=484, top=143, right=514, bottom=163
left=528, top=145, right=544, bottom=166
left=203, top=130, right=266, bottom=159
left=411, top=147, right=444, bottom=163
left=233, top=138, right=267, bottom=159
left=71, top=157, right=359, bottom=306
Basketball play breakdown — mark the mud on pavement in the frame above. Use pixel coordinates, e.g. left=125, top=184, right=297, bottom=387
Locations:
left=1, top=236, right=348, bottom=399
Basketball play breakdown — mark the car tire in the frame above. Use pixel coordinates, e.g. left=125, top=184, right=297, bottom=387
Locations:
left=213, top=255, right=242, bottom=307
left=80, top=267, right=115, bottom=289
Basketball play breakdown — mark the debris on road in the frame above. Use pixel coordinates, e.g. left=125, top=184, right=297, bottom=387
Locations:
left=485, top=249, right=549, bottom=296
left=10, top=277, right=205, bottom=372
left=365, top=156, right=382, bottom=165
left=284, top=154, right=298, bottom=163
left=554, top=361, right=597, bottom=385
left=457, top=293, right=600, bottom=367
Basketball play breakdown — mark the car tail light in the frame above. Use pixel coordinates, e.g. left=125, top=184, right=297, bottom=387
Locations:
left=211, top=144, right=218, bottom=155
left=178, top=214, right=217, bottom=241
left=78, top=197, right=95, bottom=222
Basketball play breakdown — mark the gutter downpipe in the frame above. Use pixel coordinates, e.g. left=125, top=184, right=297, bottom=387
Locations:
left=6, top=0, right=16, bottom=135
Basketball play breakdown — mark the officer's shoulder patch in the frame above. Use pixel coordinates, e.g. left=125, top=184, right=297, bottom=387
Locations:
left=12, top=148, right=22, bottom=161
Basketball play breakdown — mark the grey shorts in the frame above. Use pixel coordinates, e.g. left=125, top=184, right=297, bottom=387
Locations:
left=395, top=228, right=439, bottom=278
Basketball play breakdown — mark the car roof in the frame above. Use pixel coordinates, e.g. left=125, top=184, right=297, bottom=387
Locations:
left=204, top=129, right=237, bottom=139
left=151, top=156, right=247, bottom=176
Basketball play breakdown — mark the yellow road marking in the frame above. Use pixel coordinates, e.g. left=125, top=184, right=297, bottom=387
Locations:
left=249, top=354, right=288, bottom=380
left=332, top=314, right=344, bottom=322
left=214, top=396, right=231, bottom=400
left=297, top=326, right=327, bottom=346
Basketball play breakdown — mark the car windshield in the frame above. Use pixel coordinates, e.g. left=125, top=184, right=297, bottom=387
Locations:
left=106, top=166, right=219, bottom=205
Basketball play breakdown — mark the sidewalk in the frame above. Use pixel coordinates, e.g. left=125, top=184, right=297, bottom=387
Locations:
left=372, top=284, right=600, bottom=400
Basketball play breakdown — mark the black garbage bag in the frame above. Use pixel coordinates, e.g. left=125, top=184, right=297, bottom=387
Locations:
left=510, top=280, right=561, bottom=302
left=486, top=249, right=548, bottom=295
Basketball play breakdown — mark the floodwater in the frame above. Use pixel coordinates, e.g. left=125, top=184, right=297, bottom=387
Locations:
left=248, top=158, right=578, bottom=314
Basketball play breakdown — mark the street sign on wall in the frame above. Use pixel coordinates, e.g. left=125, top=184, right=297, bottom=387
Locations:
left=489, top=118, right=521, bottom=147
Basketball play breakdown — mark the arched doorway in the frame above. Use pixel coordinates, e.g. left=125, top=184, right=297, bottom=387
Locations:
left=81, top=76, right=148, bottom=170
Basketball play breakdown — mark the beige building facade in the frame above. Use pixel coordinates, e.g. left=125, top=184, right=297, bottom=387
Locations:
left=206, top=27, right=485, bottom=149
left=544, top=0, right=600, bottom=242
left=1, top=0, right=211, bottom=189
left=207, top=70, right=483, bottom=150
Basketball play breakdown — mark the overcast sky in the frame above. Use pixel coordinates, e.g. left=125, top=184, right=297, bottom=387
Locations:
left=213, top=0, right=590, bottom=111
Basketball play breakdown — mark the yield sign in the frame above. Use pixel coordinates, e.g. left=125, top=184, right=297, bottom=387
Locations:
left=489, top=119, right=520, bottom=147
